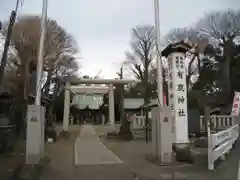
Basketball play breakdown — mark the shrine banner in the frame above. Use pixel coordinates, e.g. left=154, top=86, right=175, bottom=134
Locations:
left=231, top=92, right=240, bottom=116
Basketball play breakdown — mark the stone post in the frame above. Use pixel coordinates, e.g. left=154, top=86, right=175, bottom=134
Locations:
left=168, top=52, right=189, bottom=144
left=26, top=105, right=45, bottom=164
left=108, top=83, right=115, bottom=131
left=63, top=82, right=70, bottom=132
left=162, top=41, right=194, bottom=163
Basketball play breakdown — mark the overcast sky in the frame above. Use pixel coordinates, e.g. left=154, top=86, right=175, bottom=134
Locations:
left=0, top=0, right=239, bottom=78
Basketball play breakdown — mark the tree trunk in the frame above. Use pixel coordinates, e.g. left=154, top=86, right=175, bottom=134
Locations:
left=119, top=84, right=132, bottom=140
left=17, top=58, right=29, bottom=139
left=197, top=55, right=201, bottom=74
left=118, top=67, right=133, bottom=140
left=219, top=40, right=233, bottom=104
left=186, top=55, right=196, bottom=90
left=144, top=64, right=149, bottom=142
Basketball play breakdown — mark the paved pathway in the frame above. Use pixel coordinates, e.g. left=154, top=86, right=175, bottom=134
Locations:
left=74, top=124, right=122, bottom=165
left=40, top=125, right=240, bottom=180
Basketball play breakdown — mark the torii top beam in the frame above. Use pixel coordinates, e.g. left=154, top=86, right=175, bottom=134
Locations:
left=70, top=85, right=109, bottom=94
left=62, top=77, right=140, bottom=85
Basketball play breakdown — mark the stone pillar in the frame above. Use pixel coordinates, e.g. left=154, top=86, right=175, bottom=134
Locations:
left=108, top=83, right=115, bottom=131
left=101, top=114, right=105, bottom=125
left=132, top=114, right=137, bottom=129
left=26, top=105, right=45, bottom=164
left=168, top=52, right=189, bottom=144
left=63, top=82, right=70, bottom=132
left=151, top=106, right=173, bottom=163
left=162, top=41, right=194, bottom=163
left=70, top=115, right=73, bottom=126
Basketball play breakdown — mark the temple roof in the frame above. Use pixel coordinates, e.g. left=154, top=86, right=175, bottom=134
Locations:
left=161, top=41, right=192, bottom=57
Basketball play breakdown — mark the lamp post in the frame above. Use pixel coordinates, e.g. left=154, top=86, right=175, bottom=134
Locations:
left=35, top=0, right=48, bottom=105
left=154, top=0, right=164, bottom=106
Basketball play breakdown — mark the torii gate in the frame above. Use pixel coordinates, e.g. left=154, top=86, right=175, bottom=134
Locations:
left=62, top=78, right=140, bottom=132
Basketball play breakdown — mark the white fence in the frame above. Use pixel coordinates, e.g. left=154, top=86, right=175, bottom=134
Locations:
left=208, top=124, right=239, bottom=170
left=133, top=115, right=237, bottom=133
left=200, top=115, right=236, bottom=132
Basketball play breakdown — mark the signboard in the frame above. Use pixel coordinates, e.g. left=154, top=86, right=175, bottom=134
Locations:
left=172, top=55, right=188, bottom=121
left=168, top=56, right=174, bottom=111
left=231, top=92, right=240, bottom=116
left=168, top=56, right=176, bottom=140
left=169, top=53, right=188, bottom=143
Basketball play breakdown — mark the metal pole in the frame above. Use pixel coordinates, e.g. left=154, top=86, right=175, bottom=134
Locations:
left=35, top=0, right=48, bottom=105
left=154, top=0, right=164, bottom=106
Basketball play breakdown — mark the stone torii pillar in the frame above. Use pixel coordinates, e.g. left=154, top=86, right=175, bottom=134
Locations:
left=63, top=82, right=70, bottom=132
left=108, top=83, right=115, bottom=131
left=162, top=41, right=193, bottom=155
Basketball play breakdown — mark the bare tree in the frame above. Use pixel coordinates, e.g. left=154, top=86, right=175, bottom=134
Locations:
left=5, top=15, right=79, bottom=96
left=2, top=15, right=79, bottom=135
left=196, top=9, right=240, bottom=104
left=125, top=25, right=155, bottom=142
left=126, top=25, right=155, bottom=101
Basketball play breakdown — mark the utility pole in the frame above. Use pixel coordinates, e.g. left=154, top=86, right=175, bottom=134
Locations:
left=120, top=66, right=124, bottom=125
left=0, top=0, right=20, bottom=92
left=35, top=0, right=48, bottom=105
left=119, top=66, right=124, bottom=124
left=154, top=0, right=164, bottom=106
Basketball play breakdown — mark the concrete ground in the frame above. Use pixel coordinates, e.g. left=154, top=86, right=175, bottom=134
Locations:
left=74, top=124, right=122, bottom=165
left=40, top=124, right=135, bottom=180
left=40, top=124, right=240, bottom=180
left=0, top=139, right=25, bottom=180
left=0, top=153, right=24, bottom=180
